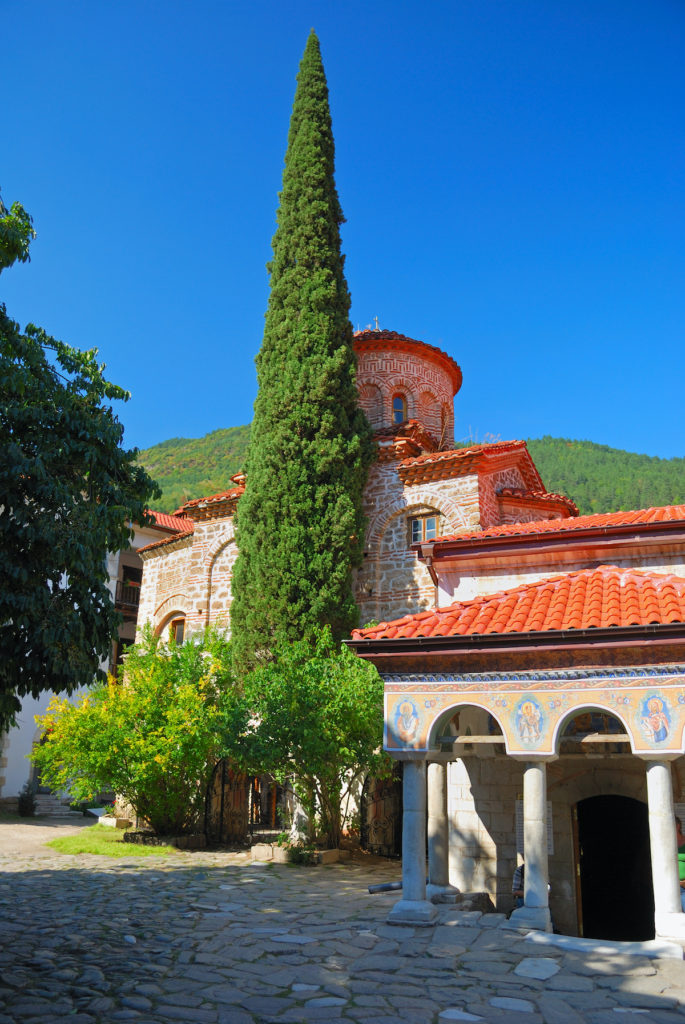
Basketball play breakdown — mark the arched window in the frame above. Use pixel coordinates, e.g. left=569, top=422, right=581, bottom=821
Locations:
left=392, top=394, right=407, bottom=424
left=169, top=617, right=185, bottom=644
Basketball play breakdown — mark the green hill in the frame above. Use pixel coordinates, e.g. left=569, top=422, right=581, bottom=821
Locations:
left=527, top=437, right=685, bottom=516
left=137, top=427, right=685, bottom=517
left=137, top=425, right=250, bottom=513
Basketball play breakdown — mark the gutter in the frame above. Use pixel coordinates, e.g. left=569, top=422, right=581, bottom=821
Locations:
left=417, top=522, right=685, bottom=565
left=346, top=622, right=685, bottom=660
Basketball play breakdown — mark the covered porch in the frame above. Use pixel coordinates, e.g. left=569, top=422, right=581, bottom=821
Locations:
left=348, top=567, right=685, bottom=945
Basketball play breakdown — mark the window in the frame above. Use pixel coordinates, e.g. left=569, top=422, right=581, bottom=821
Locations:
left=392, top=394, right=407, bottom=424
left=410, top=514, right=439, bottom=544
left=170, top=617, right=185, bottom=644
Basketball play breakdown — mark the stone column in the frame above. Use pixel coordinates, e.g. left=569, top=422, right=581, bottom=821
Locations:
left=388, top=759, right=437, bottom=925
left=508, top=760, right=552, bottom=932
left=427, top=761, right=457, bottom=900
left=645, top=758, right=685, bottom=943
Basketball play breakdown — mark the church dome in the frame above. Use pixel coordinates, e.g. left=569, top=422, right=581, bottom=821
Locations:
left=353, top=329, right=462, bottom=445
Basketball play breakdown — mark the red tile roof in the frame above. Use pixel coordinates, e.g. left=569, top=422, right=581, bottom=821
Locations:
left=174, top=486, right=245, bottom=520
left=497, top=488, right=579, bottom=516
left=399, top=439, right=544, bottom=489
left=146, top=510, right=195, bottom=533
left=353, top=329, right=463, bottom=394
left=434, top=504, right=685, bottom=547
left=351, top=566, right=685, bottom=641
left=138, top=526, right=195, bottom=555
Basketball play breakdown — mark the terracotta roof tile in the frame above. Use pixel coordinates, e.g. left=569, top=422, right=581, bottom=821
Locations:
left=351, top=566, right=685, bottom=641
left=173, top=486, right=245, bottom=521
left=138, top=525, right=195, bottom=554
left=174, top=486, right=245, bottom=512
left=497, top=487, right=579, bottom=516
left=146, top=510, right=194, bottom=533
left=399, top=440, right=545, bottom=490
left=434, top=504, right=685, bottom=547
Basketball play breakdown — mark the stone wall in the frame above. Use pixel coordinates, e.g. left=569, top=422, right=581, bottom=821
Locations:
left=357, top=461, right=482, bottom=624
left=138, top=516, right=241, bottom=637
left=138, top=537, right=194, bottom=635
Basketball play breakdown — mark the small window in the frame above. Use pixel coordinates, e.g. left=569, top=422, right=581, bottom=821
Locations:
left=410, top=514, right=439, bottom=545
left=392, top=394, right=407, bottom=424
left=170, top=618, right=185, bottom=644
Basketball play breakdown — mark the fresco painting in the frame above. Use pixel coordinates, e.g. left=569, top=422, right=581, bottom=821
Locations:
left=384, top=672, right=685, bottom=755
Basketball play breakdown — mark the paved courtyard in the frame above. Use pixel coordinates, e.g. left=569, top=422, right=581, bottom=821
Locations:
left=1, top=820, right=685, bottom=1024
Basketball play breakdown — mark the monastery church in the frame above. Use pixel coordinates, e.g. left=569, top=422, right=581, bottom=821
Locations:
left=137, top=327, right=685, bottom=948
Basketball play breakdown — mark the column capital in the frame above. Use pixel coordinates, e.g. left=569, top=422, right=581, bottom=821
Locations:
left=634, top=753, right=683, bottom=764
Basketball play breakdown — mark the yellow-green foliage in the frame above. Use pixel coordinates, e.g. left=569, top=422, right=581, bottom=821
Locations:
left=32, top=628, right=248, bottom=835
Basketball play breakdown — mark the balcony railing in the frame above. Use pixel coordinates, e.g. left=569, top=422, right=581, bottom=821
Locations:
left=115, top=581, right=141, bottom=611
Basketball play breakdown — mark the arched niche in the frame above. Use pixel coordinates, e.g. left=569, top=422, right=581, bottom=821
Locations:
left=427, top=701, right=506, bottom=752
left=552, top=704, right=634, bottom=756
left=358, top=382, right=384, bottom=429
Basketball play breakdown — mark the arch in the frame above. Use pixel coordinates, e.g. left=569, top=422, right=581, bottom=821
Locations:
left=157, top=610, right=187, bottom=642
left=383, top=378, right=416, bottom=422
left=417, top=389, right=440, bottom=436
left=153, top=593, right=189, bottom=633
left=202, top=522, right=236, bottom=567
left=552, top=703, right=634, bottom=755
left=358, top=383, right=384, bottom=429
left=202, top=526, right=236, bottom=587
left=365, top=491, right=469, bottom=550
left=427, top=701, right=506, bottom=751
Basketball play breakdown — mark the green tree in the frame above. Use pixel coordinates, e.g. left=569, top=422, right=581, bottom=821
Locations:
left=31, top=629, right=248, bottom=835
left=243, top=627, right=389, bottom=849
left=230, top=31, right=374, bottom=670
left=0, top=192, right=159, bottom=732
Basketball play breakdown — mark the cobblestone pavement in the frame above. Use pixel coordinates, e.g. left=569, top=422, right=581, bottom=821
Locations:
left=1, top=821, right=685, bottom=1024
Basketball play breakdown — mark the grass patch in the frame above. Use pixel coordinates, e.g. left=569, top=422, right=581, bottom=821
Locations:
left=46, top=824, right=178, bottom=858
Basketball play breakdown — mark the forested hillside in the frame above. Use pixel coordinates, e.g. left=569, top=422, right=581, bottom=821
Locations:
left=137, top=428, right=684, bottom=517
left=527, top=437, right=685, bottom=515
left=137, top=426, right=250, bottom=512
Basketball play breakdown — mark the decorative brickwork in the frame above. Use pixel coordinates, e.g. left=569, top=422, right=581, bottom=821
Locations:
left=354, top=330, right=461, bottom=447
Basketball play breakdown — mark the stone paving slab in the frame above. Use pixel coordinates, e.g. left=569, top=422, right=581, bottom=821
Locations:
left=1, top=820, right=685, bottom=1023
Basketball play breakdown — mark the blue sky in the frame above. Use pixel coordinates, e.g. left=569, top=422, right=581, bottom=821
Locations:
left=2, top=1, right=684, bottom=458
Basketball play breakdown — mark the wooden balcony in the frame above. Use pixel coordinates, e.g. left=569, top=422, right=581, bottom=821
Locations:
left=115, top=580, right=141, bottom=612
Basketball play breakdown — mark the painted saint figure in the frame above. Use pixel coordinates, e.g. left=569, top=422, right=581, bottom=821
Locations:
left=641, top=696, right=670, bottom=743
left=517, top=700, right=542, bottom=744
left=396, top=700, right=419, bottom=743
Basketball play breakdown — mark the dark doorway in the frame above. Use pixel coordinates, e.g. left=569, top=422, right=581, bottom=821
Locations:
left=576, top=795, right=654, bottom=941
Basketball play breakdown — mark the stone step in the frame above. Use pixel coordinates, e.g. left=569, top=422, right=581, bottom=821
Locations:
left=33, top=794, right=83, bottom=817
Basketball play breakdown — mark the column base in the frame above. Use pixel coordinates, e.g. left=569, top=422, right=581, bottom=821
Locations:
left=504, top=905, right=552, bottom=932
left=655, top=911, right=685, bottom=947
left=426, top=883, right=460, bottom=903
left=387, top=898, right=438, bottom=926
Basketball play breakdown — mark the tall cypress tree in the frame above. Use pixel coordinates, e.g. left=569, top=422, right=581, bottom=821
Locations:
left=230, top=31, right=374, bottom=670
